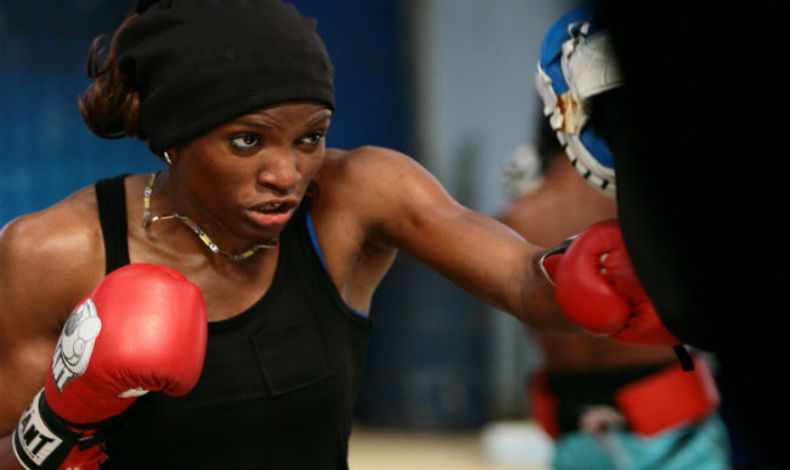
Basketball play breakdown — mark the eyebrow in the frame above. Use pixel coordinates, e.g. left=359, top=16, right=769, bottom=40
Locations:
left=308, top=115, right=332, bottom=127
left=234, top=119, right=272, bottom=129
left=233, top=113, right=331, bottom=130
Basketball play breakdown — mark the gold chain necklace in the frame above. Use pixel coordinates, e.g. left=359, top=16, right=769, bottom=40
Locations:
left=142, top=172, right=277, bottom=261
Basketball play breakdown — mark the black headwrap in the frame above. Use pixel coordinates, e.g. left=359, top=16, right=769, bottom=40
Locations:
left=117, top=0, right=335, bottom=154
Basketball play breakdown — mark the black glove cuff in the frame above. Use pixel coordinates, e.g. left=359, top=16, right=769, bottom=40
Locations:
left=538, top=235, right=577, bottom=284
left=12, top=389, right=80, bottom=470
left=13, top=389, right=131, bottom=469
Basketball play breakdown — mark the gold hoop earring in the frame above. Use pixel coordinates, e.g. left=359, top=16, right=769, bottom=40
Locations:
left=163, top=151, right=174, bottom=165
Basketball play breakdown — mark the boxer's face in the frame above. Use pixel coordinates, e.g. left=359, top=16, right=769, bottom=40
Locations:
left=171, top=101, right=331, bottom=245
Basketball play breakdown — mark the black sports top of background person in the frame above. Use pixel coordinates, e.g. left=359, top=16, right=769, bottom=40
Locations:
left=593, top=2, right=788, bottom=467
left=93, top=175, right=372, bottom=470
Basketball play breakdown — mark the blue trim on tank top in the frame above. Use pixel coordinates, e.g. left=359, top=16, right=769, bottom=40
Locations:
left=305, top=210, right=369, bottom=318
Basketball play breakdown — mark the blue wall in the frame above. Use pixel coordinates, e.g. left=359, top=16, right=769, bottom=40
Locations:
left=0, top=2, right=148, bottom=225
left=0, top=0, right=409, bottom=225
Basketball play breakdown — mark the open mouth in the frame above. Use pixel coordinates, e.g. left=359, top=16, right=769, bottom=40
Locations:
left=255, top=201, right=296, bottom=214
left=246, top=200, right=298, bottom=227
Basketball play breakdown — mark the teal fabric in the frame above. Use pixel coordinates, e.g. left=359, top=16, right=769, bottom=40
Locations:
left=552, top=414, right=730, bottom=470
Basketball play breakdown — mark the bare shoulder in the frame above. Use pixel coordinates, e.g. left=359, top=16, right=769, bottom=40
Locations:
left=316, top=146, right=444, bottom=206
left=0, top=185, right=106, bottom=332
left=318, top=146, right=419, bottom=184
left=312, top=145, right=462, bottom=253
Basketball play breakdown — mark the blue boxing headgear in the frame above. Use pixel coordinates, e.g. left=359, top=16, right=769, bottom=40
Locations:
left=535, top=2, right=622, bottom=196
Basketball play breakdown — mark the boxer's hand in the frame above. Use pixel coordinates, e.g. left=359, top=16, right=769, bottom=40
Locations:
left=541, top=219, right=680, bottom=345
left=12, top=264, right=207, bottom=470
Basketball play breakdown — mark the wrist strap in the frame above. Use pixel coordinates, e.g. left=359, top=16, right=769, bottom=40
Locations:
left=12, top=389, right=128, bottom=470
left=672, top=344, right=695, bottom=371
left=12, top=390, right=80, bottom=470
left=538, top=236, right=576, bottom=285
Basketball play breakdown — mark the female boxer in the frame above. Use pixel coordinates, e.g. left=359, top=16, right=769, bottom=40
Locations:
left=0, top=2, right=576, bottom=469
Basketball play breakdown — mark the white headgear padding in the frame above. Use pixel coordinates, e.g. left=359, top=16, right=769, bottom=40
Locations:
left=535, top=3, right=622, bottom=197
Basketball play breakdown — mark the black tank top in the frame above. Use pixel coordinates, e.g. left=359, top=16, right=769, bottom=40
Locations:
left=94, top=175, right=372, bottom=470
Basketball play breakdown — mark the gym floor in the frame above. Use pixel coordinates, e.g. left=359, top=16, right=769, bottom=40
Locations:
left=348, top=420, right=553, bottom=469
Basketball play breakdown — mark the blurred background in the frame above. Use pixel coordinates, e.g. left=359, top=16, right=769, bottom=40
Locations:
left=0, top=1, right=574, bottom=467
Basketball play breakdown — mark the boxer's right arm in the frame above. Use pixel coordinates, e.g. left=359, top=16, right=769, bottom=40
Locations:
left=0, top=195, right=107, bottom=468
left=11, top=263, right=207, bottom=470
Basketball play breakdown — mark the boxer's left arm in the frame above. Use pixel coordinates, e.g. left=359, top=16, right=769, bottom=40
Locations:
left=338, top=146, right=579, bottom=332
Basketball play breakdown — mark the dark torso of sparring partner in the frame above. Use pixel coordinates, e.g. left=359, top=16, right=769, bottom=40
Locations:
left=499, top=148, right=678, bottom=374
left=498, top=132, right=679, bottom=427
left=498, top=139, right=729, bottom=469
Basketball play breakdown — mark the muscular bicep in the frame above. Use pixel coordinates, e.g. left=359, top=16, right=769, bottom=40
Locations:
left=0, top=253, right=60, bottom=432
left=0, top=290, right=58, bottom=467
left=0, top=207, right=104, bottom=433
left=0, top=331, right=58, bottom=433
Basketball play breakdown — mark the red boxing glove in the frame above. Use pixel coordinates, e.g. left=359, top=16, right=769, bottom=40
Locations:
left=13, top=263, right=207, bottom=470
left=542, top=219, right=680, bottom=345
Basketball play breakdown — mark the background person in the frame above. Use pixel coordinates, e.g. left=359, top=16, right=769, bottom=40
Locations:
left=536, top=2, right=788, bottom=467
left=499, top=119, right=730, bottom=470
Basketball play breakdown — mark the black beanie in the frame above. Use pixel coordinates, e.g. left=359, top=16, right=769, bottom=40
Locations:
left=117, top=0, right=335, bottom=154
